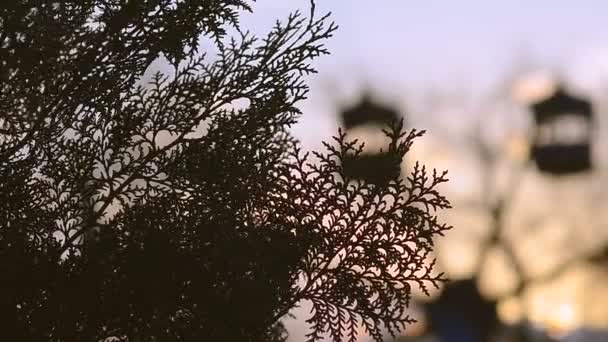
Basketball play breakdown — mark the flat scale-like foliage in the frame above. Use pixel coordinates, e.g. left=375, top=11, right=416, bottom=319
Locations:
left=0, top=1, right=451, bottom=341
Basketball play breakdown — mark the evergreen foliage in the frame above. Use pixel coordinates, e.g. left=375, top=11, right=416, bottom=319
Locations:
left=0, top=1, right=451, bottom=341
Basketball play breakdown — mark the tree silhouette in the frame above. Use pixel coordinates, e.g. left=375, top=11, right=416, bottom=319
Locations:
left=0, top=1, right=451, bottom=341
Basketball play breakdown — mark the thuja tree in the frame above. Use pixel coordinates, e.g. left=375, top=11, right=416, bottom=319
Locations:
left=0, top=1, right=451, bottom=341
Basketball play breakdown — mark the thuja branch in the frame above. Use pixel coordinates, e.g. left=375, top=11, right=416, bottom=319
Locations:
left=265, top=122, right=452, bottom=342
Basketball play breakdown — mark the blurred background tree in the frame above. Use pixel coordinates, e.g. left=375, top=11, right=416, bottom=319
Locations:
left=256, top=4, right=608, bottom=338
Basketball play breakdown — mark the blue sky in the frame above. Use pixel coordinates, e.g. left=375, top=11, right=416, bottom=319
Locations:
left=242, top=1, right=608, bottom=88
left=238, top=1, right=608, bottom=149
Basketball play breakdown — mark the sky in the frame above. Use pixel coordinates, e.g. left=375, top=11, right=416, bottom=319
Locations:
left=238, top=1, right=608, bottom=151
left=242, top=1, right=608, bottom=89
